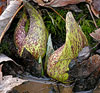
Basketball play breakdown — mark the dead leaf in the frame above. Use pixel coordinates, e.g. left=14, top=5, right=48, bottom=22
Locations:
left=0, top=0, right=6, bottom=15
left=0, top=75, right=27, bottom=93
left=46, top=0, right=85, bottom=7
left=34, top=0, right=100, bottom=18
left=33, top=0, right=85, bottom=7
left=0, top=0, right=22, bottom=43
left=92, top=0, right=100, bottom=12
left=34, top=0, right=45, bottom=6
left=96, top=49, right=100, bottom=54
left=66, top=55, right=100, bottom=92
left=10, top=78, right=72, bottom=93
left=0, top=54, right=14, bottom=63
left=69, top=54, right=100, bottom=79
left=91, top=5, right=99, bottom=18
left=0, top=64, right=3, bottom=81
left=86, top=0, right=100, bottom=18
left=78, top=46, right=90, bottom=60
left=90, top=28, right=100, bottom=41
left=0, top=54, right=20, bottom=67
left=0, top=54, right=23, bottom=76
left=83, top=54, right=100, bottom=76
left=64, top=5, right=82, bottom=12
left=91, top=0, right=100, bottom=18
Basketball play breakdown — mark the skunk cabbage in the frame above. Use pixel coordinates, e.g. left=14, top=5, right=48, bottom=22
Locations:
left=14, top=3, right=48, bottom=59
left=47, top=12, right=88, bottom=83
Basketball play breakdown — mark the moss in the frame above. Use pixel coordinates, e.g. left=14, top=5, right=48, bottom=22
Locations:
left=43, top=8, right=67, bottom=43
left=96, top=19, right=100, bottom=28
left=0, top=41, right=11, bottom=55
left=43, top=4, right=100, bottom=46
left=1, top=3, right=100, bottom=56
left=80, top=19, right=95, bottom=44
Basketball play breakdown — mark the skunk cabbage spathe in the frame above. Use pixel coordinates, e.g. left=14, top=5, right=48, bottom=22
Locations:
left=14, top=12, right=27, bottom=55
left=47, top=12, right=88, bottom=83
left=14, top=3, right=48, bottom=59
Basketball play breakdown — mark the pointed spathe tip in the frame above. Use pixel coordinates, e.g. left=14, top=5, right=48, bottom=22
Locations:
left=66, top=12, right=76, bottom=31
left=66, top=11, right=72, bottom=16
left=66, top=11, right=74, bottom=22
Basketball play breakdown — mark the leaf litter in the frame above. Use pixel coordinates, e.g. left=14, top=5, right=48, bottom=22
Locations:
left=0, top=0, right=100, bottom=93
left=0, top=0, right=22, bottom=43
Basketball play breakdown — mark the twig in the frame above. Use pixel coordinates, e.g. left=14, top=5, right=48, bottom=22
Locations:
left=46, top=6, right=65, bottom=22
left=45, top=9, right=55, bottom=25
left=86, top=4, right=98, bottom=28
left=78, top=14, right=87, bottom=24
left=90, top=42, right=100, bottom=50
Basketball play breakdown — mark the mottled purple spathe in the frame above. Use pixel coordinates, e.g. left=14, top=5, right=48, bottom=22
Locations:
left=14, top=13, right=27, bottom=55
left=14, top=3, right=48, bottom=59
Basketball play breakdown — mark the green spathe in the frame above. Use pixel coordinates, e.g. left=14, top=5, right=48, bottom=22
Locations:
left=14, top=3, right=48, bottom=59
left=47, top=12, right=88, bottom=83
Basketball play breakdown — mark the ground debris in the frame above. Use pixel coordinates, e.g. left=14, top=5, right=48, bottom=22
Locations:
left=69, top=54, right=100, bottom=92
left=0, top=75, right=27, bottom=93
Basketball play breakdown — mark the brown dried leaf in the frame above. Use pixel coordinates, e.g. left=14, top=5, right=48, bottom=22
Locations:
left=0, top=75, right=27, bottom=93
left=34, top=0, right=85, bottom=7
left=86, top=0, right=100, bottom=18
left=0, top=53, right=20, bottom=67
left=69, top=54, right=100, bottom=78
left=0, top=0, right=6, bottom=15
left=0, top=54, right=14, bottom=63
left=11, top=78, right=72, bottom=93
left=90, top=28, right=100, bottom=41
left=81, top=54, right=100, bottom=77
left=34, top=0, right=45, bottom=6
left=92, top=0, right=100, bottom=12
left=91, top=0, right=100, bottom=18
left=47, top=0, right=85, bottom=7
left=0, top=0, right=22, bottom=43
left=91, top=4, right=99, bottom=18
left=0, top=64, right=3, bottom=81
